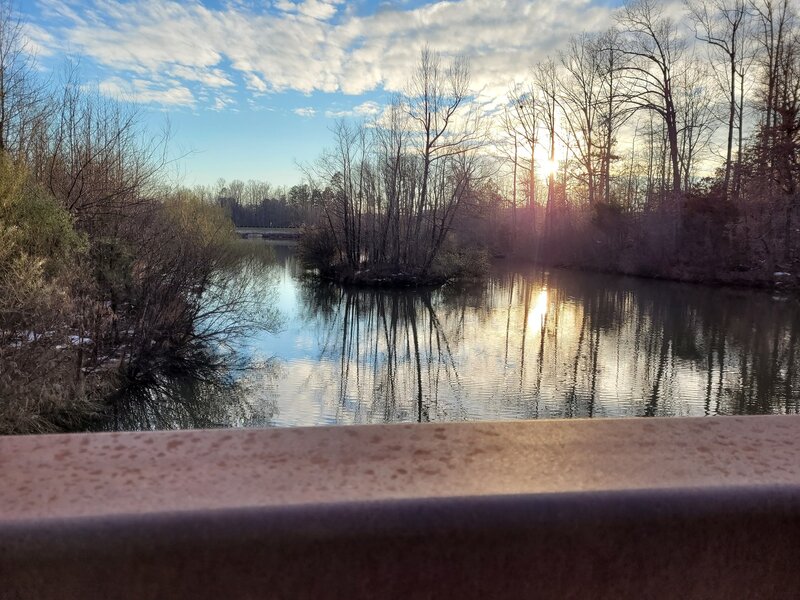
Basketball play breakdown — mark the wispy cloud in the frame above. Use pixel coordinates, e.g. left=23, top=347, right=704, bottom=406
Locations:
left=212, top=94, right=237, bottom=111
left=274, top=0, right=345, bottom=21
left=98, top=76, right=195, bottom=106
left=21, top=22, right=57, bottom=57
left=31, top=0, right=618, bottom=109
left=244, top=72, right=269, bottom=93
left=169, top=65, right=234, bottom=88
left=325, top=100, right=382, bottom=119
left=354, top=100, right=381, bottom=116
left=293, top=106, right=316, bottom=117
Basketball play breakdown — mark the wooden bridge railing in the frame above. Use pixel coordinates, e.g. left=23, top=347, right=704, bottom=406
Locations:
left=3, top=416, right=800, bottom=599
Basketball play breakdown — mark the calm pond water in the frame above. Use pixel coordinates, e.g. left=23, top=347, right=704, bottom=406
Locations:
left=108, top=242, right=800, bottom=430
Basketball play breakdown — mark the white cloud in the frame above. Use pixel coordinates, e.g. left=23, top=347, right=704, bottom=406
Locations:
left=325, top=100, right=382, bottom=119
left=98, top=76, right=195, bottom=106
left=212, top=94, right=237, bottom=111
left=354, top=100, right=381, bottom=116
left=21, top=23, right=57, bottom=57
left=275, top=0, right=345, bottom=21
left=38, top=0, right=623, bottom=108
left=244, top=72, right=269, bottom=93
left=169, top=65, right=234, bottom=88
left=293, top=106, right=316, bottom=117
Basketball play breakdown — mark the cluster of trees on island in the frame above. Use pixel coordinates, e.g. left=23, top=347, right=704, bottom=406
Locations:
left=299, top=49, right=491, bottom=285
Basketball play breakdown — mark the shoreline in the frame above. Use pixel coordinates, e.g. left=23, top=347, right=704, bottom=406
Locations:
left=495, top=252, right=800, bottom=294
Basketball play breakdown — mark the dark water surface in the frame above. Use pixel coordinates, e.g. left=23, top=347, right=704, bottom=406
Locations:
left=110, top=244, right=800, bottom=430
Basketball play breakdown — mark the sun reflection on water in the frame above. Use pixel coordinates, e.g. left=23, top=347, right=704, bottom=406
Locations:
left=527, top=288, right=549, bottom=330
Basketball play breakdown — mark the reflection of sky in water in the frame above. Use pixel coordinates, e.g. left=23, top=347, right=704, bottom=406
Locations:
left=236, top=244, right=800, bottom=427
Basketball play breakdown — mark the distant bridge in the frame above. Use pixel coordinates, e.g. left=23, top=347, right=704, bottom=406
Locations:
left=236, top=227, right=302, bottom=240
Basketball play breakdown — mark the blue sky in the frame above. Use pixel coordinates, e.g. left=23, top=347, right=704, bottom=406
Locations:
left=22, top=0, right=623, bottom=187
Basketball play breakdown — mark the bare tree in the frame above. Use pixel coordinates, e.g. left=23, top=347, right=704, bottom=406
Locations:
left=305, top=49, right=487, bottom=283
left=0, top=0, right=47, bottom=154
left=751, top=0, right=798, bottom=195
left=534, top=59, right=559, bottom=234
left=617, top=0, right=688, bottom=196
left=498, top=104, right=520, bottom=234
left=42, top=66, right=169, bottom=225
left=497, top=83, right=539, bottom=240
left=595, top=28, right=633, bottom=205
left=687, top=0, right=753, bottom=199
left=507, top=82, right=539, bottom=213
left=557, top=33, right=603, bottom=205
left=676, top=61, right=718, bottom=191
left=405, top=47, right=485, bottom=259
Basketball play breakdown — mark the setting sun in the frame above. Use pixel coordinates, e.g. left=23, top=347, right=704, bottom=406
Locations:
left=531, top=142, right=565, bottom=179
left=541, top=159, right=560, bottom=178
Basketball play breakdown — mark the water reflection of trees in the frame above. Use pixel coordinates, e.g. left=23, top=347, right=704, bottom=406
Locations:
left=90, top=360, right=281, bottom=431
left=89, top=246, right=287, bottom=432
left=522, top=269, right=800, bottom=418
left=299, top=265, right=800, bottom=422
left=300, top=281, right=468, bottom=422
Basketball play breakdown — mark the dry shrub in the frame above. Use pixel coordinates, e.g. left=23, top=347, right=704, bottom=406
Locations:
left=0, top=156, right=107, bottom=433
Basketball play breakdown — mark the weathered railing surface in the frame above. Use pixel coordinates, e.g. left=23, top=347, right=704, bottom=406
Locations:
left=3, top=416, right=800, bottom=599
